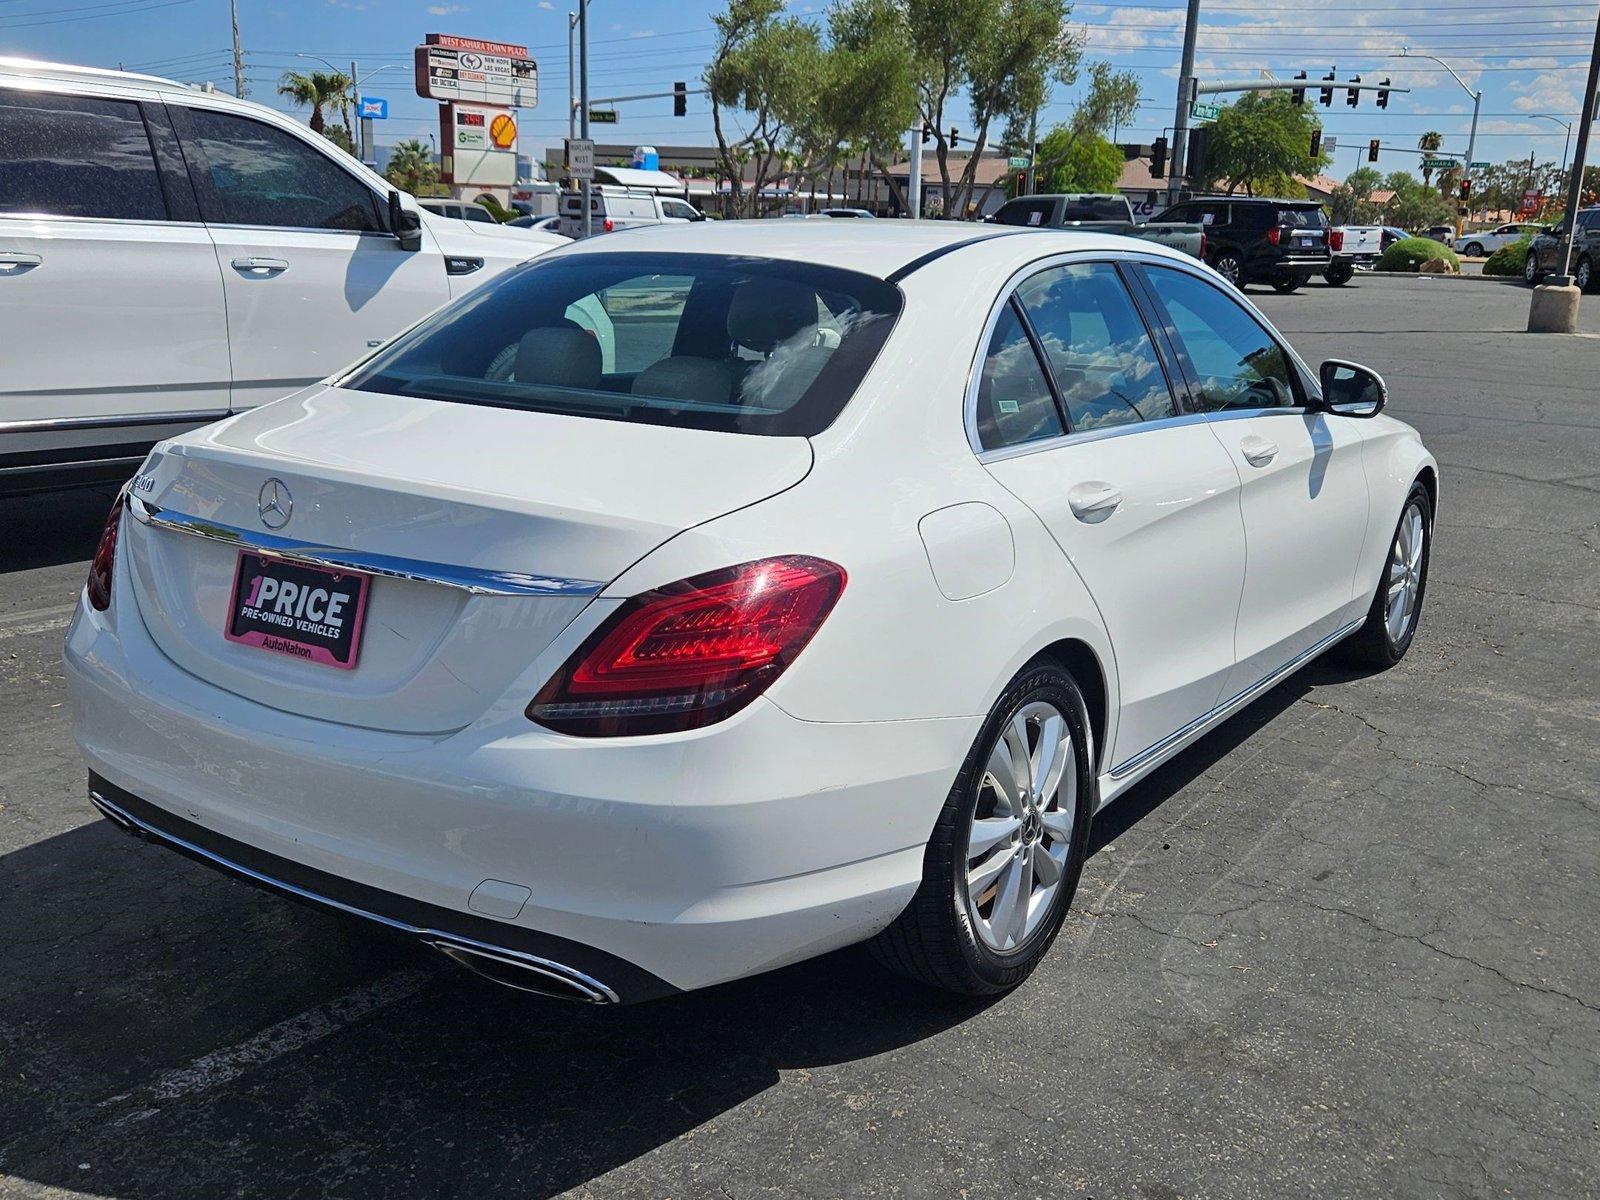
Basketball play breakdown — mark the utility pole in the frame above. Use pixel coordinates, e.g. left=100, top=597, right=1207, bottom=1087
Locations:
left=1166, top=0, right=1201, bottom=206
left=908, top=125, right=922, bottom=218
left=229, top=0, right=246, bottom=98
left=1025, top=107, right=1039, bottom=195
left=567, top=12, right=577, bottom=142
left=579, top=0, right=591, bottom=239
left=1553, top=0, right=1600, bottom=284
left=350, top=59, right=361, bottom=163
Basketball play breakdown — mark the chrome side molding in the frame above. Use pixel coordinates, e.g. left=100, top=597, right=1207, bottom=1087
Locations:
left=126, top=494, right=604, bottom=598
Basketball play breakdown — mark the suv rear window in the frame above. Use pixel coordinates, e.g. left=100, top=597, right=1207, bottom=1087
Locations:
left=346, top=252, right=902, bottom=437
left=1058, top=196, right=1130, bottom=222
left=1279, top=207, right=1328, bottom=228
left=994, top=198, right=1057, bottom=227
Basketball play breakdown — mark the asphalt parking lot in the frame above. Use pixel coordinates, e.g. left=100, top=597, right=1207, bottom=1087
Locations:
left=2, top=274, right=1597, bottom=1199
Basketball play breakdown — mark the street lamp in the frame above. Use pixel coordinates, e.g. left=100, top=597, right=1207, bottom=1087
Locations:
left=1529, top=113, right=1574, bottom=189
left=1392, top=48, right=1481, bottom=236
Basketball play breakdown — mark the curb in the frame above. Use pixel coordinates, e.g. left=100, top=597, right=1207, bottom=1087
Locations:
left=1364, top=270, right=1525, bottom=286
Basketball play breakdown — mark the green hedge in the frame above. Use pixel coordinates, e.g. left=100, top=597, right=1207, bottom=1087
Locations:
left=1375, top=237, right=1461, bottom=273
left=1483, top=235, right=1533, bottom=277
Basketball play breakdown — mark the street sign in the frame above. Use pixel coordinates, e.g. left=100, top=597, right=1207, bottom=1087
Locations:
left=565, top=136, right=594, bottom=180
left=357, top=96, right=387, bottom=120
left=415, top=34, right=538, bottom=108
left=1469, top=161, right=1491, bottom=170
left=1190, top=102, right=1220, bottom=122
left=1007, top=155, right=1029, bottom=169
left=588, top=108, right=618, bottom=124
left=1323, top=136, right=1337, bottom=155
left=1421, top=157, right=1455, bottom=171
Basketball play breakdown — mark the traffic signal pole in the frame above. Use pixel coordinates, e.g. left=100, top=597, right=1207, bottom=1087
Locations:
left=1166, top=0, right=1201, bottom=207
left=1554, top=1, right=1600, bottom=285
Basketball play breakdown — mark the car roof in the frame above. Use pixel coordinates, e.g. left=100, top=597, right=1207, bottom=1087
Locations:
left=0, top=55, right=192, bottom=94
left=549, top=220, right=1194, bottom=281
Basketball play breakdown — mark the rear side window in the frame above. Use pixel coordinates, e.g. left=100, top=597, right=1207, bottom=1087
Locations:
left=182, top=108, right=380, bottom=231
left=347, top=252, right=902, bottom=437
left=0, top=89, right=165, bottom=221
left=973, top=302, right=1065, bottom=451
left=993, top=199, right=1057, bottom=227
left=1014, top=263, right=1176, bottom=431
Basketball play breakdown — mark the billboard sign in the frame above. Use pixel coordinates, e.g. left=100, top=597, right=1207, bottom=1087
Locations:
left=358, top=96, right=388, bottom=119
left=441, top=102, right=518, bottom=188
left=415, top=33, right=538, bottom=108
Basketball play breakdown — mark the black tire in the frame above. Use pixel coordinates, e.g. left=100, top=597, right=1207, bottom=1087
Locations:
left=1577, top=255, right=1595, bottom=293
left=870, top=658, right=1095, bottom=996
left=1523, top=251, right=1543, bottom=286
left=1464, top=241, right=1484, bottom=258
left=1343, top=481, right=1433, bottom=669
left=1324, top=262, right=1354, bottom=286
left=1271, top=273, right=1305, bottom=294
left=1211, top=250, right=1244, bottom=287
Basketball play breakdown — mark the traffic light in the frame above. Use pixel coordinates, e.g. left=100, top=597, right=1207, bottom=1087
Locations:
left=673, top=81, right=687, bottom=117
left=1459, top=179, right=1471, bottom=200
left=1347, top=75, right=1361, bottom=107
left=920, top=122, right=932, bottom=145
left=949, top=126, right=960, bottom=148
left=1320, top=70, right=1335, bottom=107
left=1310, top=127, right=1322, bottom=157
left=1187, top=125, right=1208, bottom=182
left=1291, top=70, right=1307, bottom=106
left=1150, top=135, right=1167, bottom=179
left=1368, top=138, right=1380, bottom=163
left=1014, top=170, right=1027, bottom=196
left=1376, top=77, right=1391, bottom=109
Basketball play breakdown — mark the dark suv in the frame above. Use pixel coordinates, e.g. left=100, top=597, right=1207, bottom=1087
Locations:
left=1525, top=207, right=1600, bottom=292
left=1149, top=196, right=1332, bottom=292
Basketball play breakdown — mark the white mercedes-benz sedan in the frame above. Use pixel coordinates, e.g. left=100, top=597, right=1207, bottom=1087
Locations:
left=66, top=222, right=1436, bottom=1004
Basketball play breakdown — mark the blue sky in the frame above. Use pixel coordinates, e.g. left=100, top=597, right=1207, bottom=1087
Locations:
left=3, top=0, right=1595, bottom=179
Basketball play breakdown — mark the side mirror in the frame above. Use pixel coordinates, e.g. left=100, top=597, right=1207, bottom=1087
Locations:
left=1319, top=359, right=1386, bottom=418
left=388, top=190, right=423, bottom=252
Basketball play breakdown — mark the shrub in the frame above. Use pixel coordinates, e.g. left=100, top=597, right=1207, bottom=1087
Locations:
left=1375, top=236, right=1461, bottom=274
left=1483, top=235, right=1533, bottom=277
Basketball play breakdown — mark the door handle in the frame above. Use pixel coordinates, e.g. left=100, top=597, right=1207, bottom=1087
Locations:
left=1240, top=435, right=1279, bottom=467
left=0, top=251, right=42, bottom=273
left=1067, top=481, right=1123, bottom=522
left=231, top=256, right=289, bottom=275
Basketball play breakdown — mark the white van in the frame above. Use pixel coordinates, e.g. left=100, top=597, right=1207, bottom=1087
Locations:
left=0, top=57, right=567, bottom=494
left=557, top=187, right=704, bottom=238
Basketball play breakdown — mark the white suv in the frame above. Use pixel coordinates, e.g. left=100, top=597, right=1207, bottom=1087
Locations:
left=0, top=58, right=565, bottom=495
left=558, top=188, right=704, bottom=238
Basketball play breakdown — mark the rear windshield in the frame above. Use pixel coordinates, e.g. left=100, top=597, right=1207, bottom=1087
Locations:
left=993, top=198, right=1057, bottom=227
left=345, top=252, right=903, bottom=436
left=1058, top=196, right=1129, bottom=222
left=1280, top=207, right=1328, bottom=227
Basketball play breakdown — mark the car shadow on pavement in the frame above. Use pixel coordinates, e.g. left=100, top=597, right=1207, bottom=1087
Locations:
left=1, top=658, right=1358, bottom=1200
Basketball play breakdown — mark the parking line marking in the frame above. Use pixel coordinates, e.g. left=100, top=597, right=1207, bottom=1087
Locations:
left=0, top=602, right=77, bottom=642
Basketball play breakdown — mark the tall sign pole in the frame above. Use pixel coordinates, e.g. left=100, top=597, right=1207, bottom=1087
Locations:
left=579, top=0, right=591, bottom=238
left=230, top=0, right=246, bottom=98
left=1166, top=0, right=1201, bottom=206
left=567, top=12, right=577, bottom=142
left=908, top=126, right=922, bottom=218
left=1555, top=3, right=1600, bottom=284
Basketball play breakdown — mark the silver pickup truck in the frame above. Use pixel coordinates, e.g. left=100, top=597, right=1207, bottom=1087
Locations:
left=987, top=193, right=1205, bottom=258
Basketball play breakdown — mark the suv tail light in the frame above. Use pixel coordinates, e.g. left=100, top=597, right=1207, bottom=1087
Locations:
left=603, top=217, right=614, bottom=233
left=1266, top=225, right=1283, bottom=246
left=1330, top=229, right=1344, bottom=252
left=1199, top=230, right=1207, bottom=260
left=529, top=556, right=846, bottom=736
left=85, top=493, right=126, bottom=612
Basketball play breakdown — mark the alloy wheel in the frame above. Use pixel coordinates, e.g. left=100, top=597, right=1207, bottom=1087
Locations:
left=1215, top=255, right=1242, bottom=285
left=1578, top=258, right=1593, bottom=291
left=1385, top=502, right=1426, bottom=644
left=963, top=701, right=1076, bottom=953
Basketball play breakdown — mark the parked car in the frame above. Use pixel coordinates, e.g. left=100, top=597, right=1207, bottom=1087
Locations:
left=509, top=214, right=566, bottom=235
left=815, top=207, right=875, bottom=218
left=1149, top=196, right=1332, bottom=292
left=1381, top=226, right=1410, bottom=251
left=989, top=193, right=1205, bottom=259
left=1524, top=207, right=1600, bottom=291
left=557, top=188, right=704, bottom=237
left=68, top=222, right=1436, bottom=1004
left=419, top=199, right=498, bottom=224
left=1325, top=224, right=1385, bottom=285
left=0, top=57, right=565, bottom=495
left=1420, top=224, right=1456, bottom=245
left=1453, top=223, right=1541, bottom=258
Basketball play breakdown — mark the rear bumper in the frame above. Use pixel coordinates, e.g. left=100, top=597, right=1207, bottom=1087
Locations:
left=65, top=570, right=971, bottom=996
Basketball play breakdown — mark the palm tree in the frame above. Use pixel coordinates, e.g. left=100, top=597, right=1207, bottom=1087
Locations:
left=1417, top=131, right=1443, bottom=187
left=383, top=139, right=438, bottom=195
left=277, top=70, right=352, bottom=137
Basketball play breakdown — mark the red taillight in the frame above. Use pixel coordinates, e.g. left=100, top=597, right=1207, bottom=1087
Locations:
left=85, top=493, right=125, bottom=612
left=1330, top=229, right=1344, bottom=252
left=1267, top=225, right=1283, bottom=246
left=1199, top=230, right=1207, bottom=260
left=528, top=556, right=846, bottom=736
left=603, top=217, right=614, bottom=232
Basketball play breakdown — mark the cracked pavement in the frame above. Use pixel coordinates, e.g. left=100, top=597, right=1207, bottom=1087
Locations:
left=1, top=276, right=1596, bottom=1198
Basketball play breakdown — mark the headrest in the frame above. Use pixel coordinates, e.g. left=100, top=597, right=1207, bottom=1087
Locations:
left=514, top=327, right=601, bottom=388
left=632, top=356, right=736, bottom=405
left=727, top=280, right=817, bottom=353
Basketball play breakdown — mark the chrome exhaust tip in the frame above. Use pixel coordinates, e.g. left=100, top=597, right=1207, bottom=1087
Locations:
left=425, top=939, right=616, bottom=1004
left=89, top=790, right=141, bottom=837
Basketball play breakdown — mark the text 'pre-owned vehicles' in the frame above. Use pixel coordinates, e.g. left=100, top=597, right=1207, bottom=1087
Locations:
left=67, top=222, right=1436, bottom=1004
left=0, top=57, right=565, bottom=495
left=989, top=192, right=1205, bottom=259
left=1525, top=207, right=1600, bottom=291
left=1149, top=196, right=1332, bottom=292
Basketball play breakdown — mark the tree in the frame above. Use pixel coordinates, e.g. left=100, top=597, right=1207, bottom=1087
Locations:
left=384, top=139, right=439, bottom=196
left=1328, top=166, right=1383, bottom=224
left=277, top=70, right=352, bottom=137
left=1200, top=92, right=1328, bottom=196
left=1378, top=170, right=1453, bottom=231
left=1417, top=131, right=1443, bottom=188
left=1025, top=61, right=1139, bottom=185
left=321, top=125, right=355, bottom=156
left=1031, top=130, right=1123, bottom=193
left=906, top=0, right=1082, bottom=218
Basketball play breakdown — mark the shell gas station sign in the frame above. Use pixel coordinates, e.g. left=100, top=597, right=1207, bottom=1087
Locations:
left=419, top=33, right=533, bottom=193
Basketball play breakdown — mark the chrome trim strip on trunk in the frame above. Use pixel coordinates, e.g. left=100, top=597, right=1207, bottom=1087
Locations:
left=87, top=788, right=620, bottom=1004
left=1108, top=617, right=1364, bottom=780
left=126, top=494, right=604, bottom=598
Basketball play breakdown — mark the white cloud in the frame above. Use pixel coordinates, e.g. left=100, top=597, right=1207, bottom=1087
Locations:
left=426, top=3, right=467, bottom=13
left=537, top=1, right=553, bottom=8
left=631, top=29, right=656, bottom=38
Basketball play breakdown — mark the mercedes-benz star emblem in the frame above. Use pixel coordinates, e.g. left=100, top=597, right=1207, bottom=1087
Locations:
left=257, top=478, right=293, bottom=530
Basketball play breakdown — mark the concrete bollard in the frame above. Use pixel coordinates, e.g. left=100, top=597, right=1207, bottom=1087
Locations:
left=1527, top=282, right=1580, bottom=333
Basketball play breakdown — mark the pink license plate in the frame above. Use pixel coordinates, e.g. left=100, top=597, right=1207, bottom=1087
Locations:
left=225, top=551, right=370, bottom=670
